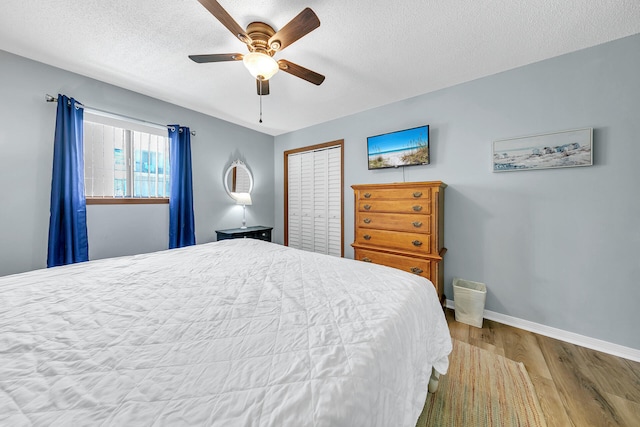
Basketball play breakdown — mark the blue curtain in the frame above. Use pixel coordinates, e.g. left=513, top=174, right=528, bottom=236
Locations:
left=47, top=94, right=89, bottom=267
left=169, top=125, right=196, bottom=248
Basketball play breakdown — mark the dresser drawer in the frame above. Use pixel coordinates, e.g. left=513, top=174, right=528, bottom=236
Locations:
left=357, top=199, right=432, bottom=214
left=357, top=212, right=431, bottom=234
left=355, top=229, right=431, bottom=255
left=354, top=248, right=432, bottom=280
left=356, top=187, right=431, bottom=201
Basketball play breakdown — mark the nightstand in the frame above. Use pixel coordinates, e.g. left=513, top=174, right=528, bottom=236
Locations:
left=215, top=225, right=273, bottom=242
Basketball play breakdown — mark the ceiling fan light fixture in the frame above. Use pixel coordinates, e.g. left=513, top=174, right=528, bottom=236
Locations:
left=243, top=52, right=279, bottom=80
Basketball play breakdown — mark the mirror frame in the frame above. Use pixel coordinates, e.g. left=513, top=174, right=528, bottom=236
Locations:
left=224, top=160, right=253, bottom=199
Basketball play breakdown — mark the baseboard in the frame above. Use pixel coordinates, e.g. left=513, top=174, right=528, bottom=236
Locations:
left=445, top=299, right=640, bottom=363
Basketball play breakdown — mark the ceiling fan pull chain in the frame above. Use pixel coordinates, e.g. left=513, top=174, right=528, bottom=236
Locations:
left=259, top=80, right=263, bottom=123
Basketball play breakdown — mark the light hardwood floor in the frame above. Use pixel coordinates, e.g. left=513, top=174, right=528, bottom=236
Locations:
left=445, top=309, right=640, bottom=427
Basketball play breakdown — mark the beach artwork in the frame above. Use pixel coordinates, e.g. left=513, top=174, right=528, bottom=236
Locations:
left=368, top=125, right=429, bottom=169
left=492, top=128, right=592, bottom=172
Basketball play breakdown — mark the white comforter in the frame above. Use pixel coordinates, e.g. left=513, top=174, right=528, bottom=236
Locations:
left=0, top=239, right=451, bottom=426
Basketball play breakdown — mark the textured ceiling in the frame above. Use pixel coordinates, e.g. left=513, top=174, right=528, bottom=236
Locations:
left=1, top=0, right=639, bottom=136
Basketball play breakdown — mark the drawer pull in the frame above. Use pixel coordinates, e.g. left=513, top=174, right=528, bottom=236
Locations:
left=413, top=191, right=423, bottom=198
left=412, top=221, right=422, bottom=228
left=363, top=218, right=372, bottom=224
left=363, top=192, right=371, bottom=199
left=363, top=234, right=371, bottom=240
left=364, top=204, right=371, bottom=210
left=410, top=267, right=423, bottom=274
left=362, top=257, right=372, bottom=263
left=412, top=240, right=423, bottom=247
left=412, top=205, right=422, bottom=212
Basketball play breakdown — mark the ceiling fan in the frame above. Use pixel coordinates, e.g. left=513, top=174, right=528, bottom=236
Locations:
left=189, top=0, right=325, bottom=96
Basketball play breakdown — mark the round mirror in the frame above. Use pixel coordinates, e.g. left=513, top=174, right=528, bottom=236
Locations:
left=224, top=160, right=253, bottom=198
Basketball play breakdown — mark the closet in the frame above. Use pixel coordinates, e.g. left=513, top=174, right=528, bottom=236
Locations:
left=285, top=141, right=343, bottom=257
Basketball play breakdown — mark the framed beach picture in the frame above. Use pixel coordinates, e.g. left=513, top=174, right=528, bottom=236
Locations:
left=492, top=128, right=593, bottom=172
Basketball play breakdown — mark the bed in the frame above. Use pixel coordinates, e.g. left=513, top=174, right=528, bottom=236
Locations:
left=0, top=239, right=452, bottom=426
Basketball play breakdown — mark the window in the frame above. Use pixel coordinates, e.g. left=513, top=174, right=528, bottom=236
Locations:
left=83, top=113, right=170, bottom=203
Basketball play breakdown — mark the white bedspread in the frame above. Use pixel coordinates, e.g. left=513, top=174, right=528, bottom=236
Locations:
left=0, top=239, right=451, bottom=426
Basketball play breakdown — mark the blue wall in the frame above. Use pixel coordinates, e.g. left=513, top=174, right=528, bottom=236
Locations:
left=274, top=34, right=640, bottom=349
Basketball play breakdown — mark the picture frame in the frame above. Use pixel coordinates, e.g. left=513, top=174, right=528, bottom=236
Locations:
left=492, top=127, right=593, bottom=172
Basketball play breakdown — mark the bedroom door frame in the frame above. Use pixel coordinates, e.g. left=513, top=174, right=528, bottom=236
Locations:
left=284, top=140, right=344, bottom=257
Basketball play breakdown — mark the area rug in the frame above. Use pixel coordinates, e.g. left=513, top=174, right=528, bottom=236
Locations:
left=416, top=339, right=547, bottom=427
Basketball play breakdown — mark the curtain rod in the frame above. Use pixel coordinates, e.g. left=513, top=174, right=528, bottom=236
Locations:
left=45, top=94, right=196, bottom=136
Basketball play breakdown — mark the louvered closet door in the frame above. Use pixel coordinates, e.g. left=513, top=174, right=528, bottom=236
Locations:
left=313, top=149, right=328, bottom=254
left=287, top=154, right=302, bottom=249
left=326, top=148, right=342, bottom=256
left=300, top=152, right=315, bottom=252
left=287, top=145, right=342, bottom=256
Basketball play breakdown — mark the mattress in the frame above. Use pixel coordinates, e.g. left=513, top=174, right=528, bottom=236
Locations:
left=0, top=239, right=451, bottom=426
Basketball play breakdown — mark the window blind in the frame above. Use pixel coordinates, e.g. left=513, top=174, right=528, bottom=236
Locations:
left=84, top=114, right=170, bottom=198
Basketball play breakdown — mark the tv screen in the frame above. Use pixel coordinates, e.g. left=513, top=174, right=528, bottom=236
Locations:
left=367, top=125, right=430, bottom=170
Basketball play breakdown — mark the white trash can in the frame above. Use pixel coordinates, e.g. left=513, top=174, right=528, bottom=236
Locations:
left=453, top=278, right=487, bottom=328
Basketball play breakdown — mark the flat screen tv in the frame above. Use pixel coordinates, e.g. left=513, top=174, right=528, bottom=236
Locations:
left=367, top=125, right=430, bottom=170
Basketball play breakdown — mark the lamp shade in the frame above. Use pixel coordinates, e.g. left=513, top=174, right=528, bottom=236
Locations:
left=242, top=52, right=279, bottom=80
left=231, top=192, right=252, bottom=206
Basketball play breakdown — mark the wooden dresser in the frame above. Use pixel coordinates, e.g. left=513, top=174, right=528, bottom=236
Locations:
left=351, top=181, right=446, bottom=305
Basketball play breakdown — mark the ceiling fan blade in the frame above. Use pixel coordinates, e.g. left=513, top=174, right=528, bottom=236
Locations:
left=268, top=8, right=320, bottom=52
left=189, top=53, right=244, bottom=63
left=278, top=60, right=325, bottom=86
left=256, top=79, right=270, bottom=95
left=197, top=0, right=251, bottom=44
